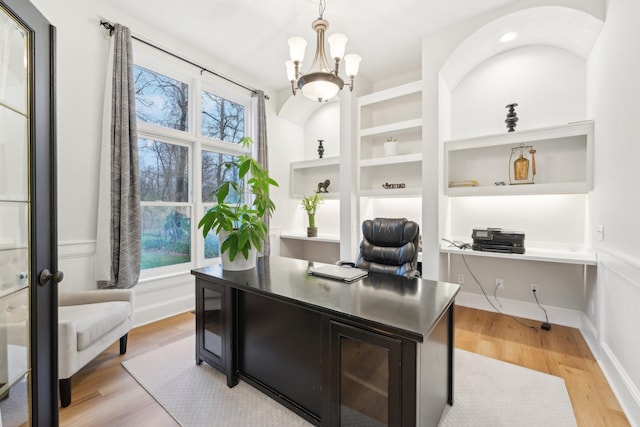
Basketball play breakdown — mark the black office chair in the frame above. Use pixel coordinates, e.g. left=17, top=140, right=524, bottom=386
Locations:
left=355, top=217, right=420, bottom=278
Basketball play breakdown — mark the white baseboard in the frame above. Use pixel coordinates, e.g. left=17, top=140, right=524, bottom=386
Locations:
left=133, top=294, right=194, bottom=328
left=455, top=290, right=583, bottom=328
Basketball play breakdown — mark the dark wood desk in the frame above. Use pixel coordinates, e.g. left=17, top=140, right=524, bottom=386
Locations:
left=191, top=256, right=459, bottom=427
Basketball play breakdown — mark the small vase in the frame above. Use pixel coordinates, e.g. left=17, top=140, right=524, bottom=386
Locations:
left=307, top=227, right=318, bottom=237
left=384, top=141, right=398, bottom=156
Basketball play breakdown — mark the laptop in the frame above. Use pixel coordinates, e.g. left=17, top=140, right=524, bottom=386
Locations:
left=308, top=264, right=368, bottom=283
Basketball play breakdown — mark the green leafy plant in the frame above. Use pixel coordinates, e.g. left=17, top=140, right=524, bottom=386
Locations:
left=198, top=137, right=278, bottom=261
left=386, top=137, right=397, bottom=142
left=300, top=193, right=324, bottom=228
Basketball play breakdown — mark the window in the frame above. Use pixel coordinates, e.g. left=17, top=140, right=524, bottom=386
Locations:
left=133, top=56, right=252, bottom=275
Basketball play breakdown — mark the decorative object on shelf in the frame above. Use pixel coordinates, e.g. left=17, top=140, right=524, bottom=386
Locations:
left=317, top=139, right=325, bottom=158
left=509, top=143, right=536, bottom=185
left=316, top=179, right=330, bottom=193
left=448, top=180, right=478, bottom=188
left=505, top=103, right=519, bottom=132
left=198, top=137, right=279, bottom=270
left=285, top=0, right=361, bottom=102
left=382, top=182, right=406, bottom=189
left=383, top=137, right=399, bottom=156
left=301, top=193, right=324, bottom=237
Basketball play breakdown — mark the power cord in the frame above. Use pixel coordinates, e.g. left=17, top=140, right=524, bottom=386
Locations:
left=461, top=254, right=539, bottom=332
left=532, top=289, right=551, bottom=330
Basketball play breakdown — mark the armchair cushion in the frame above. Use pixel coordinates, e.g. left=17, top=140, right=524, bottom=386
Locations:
left=58, top=301, right=131, bottom=351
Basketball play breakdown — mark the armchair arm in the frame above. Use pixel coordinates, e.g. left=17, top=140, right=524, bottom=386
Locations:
left=58, top=289, right=134, bottom=307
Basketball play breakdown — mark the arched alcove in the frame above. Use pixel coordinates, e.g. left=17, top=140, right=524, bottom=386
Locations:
left=441, top=6, right=603, bottom=91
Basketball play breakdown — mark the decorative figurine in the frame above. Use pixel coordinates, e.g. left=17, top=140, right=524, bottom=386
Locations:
left=316, top=179, right=330, bottom=193
left=317, top=139, right=325, bottom=158
left=505, top=103, right=518, bottom=132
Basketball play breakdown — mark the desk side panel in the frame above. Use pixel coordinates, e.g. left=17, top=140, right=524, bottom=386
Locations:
left=417, top=307, right=451, bottom=426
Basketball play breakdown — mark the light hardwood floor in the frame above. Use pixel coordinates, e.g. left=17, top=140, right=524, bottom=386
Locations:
left=58, top=306, right=630, bottom=426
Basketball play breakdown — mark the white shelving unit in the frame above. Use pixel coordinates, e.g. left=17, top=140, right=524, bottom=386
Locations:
left=290, top=156, right=340, bottom=199
left=444, top=120, right=594, bottom=197
left=357, top=82, right=423, bottom=200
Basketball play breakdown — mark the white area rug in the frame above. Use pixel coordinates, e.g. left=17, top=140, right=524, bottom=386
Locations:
left=122, top=335, right=577, bottom=427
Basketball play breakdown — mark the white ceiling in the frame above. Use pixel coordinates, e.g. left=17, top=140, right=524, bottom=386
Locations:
left=105, top=0, right=522, bottom=92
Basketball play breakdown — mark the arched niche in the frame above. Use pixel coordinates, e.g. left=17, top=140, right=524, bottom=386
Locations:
left=277, top=90, right=340, bottom=126
left=441, top=6, right=604, bottom=91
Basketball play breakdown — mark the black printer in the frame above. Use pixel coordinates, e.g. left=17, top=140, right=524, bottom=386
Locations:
left=472, top=228, right=525, bottom=254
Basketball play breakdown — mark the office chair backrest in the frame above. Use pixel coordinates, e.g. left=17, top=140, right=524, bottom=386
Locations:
left=355, top=217, right=420, bottom=278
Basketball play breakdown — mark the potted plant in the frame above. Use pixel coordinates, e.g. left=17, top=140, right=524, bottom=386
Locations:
left=198, top=137, right=278, bottom=270
left=384, top=137, right=399, bottom=156
left=301, top=193, right=324, bottom=237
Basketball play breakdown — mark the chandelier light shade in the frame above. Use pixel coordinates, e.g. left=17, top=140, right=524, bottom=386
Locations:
left=285, top=0, right=361, bottom=102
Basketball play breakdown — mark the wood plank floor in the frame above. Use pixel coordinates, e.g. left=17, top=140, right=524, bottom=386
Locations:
left=57, top=306, right=631, bottom=426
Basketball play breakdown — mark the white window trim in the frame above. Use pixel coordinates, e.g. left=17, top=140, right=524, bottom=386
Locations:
left=134, top=46, right=255, bottom=281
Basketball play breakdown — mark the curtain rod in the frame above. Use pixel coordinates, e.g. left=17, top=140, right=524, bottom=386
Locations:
left=99, top=20, right=267, bottom=99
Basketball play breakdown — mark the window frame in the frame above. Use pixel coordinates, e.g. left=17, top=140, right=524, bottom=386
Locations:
left=133, top=46, right=254, bottom=281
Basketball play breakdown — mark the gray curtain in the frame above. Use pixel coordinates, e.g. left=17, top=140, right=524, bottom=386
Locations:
left=255, top=90, right=270, bottom=257
left=97, top=24, right=141, bottom=289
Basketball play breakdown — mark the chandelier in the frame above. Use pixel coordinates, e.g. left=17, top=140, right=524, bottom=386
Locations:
left=285, top=0, right=361, bottom=103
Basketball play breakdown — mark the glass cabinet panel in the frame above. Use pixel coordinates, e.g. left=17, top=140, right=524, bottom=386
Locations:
left=203, top=287, right=222, bottom=357
left=0, top=108, right=28, bottom=200
left=0, top=5, right=30, bottom=423
left=328, top=321, right=403, bottom=427
left=0, top=11, right=28, bottom=113
left=340, top=337, right=390, bottom=425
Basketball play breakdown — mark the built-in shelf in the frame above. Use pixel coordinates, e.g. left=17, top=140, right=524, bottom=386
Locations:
left=290, top=156, right=340, bottom=198
left=440, top=244, right=596, bottom=266
left=357, top=81, right=423, bottom=218
left=360, top=188, right=422, bottom=198
left=360, top=119, right=423, bottom=138
left=444, top=121, right=593, bottom=197
left=360, top=153, right=422, bottom=168
left=280, top=232, right=340, bottom=244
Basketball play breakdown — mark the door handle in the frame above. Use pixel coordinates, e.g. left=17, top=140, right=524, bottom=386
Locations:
left=39, top=269, right=64, bottom=286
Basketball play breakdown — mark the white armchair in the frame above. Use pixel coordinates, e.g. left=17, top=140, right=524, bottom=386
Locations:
left=58, top=289, right=134, bottom=407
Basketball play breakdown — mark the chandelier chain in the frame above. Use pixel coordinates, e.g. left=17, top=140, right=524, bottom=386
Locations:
left=318, top=0, right=326, bottom=19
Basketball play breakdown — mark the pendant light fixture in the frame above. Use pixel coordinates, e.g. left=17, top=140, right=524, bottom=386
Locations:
left=285, top=0, right=361, bottom=103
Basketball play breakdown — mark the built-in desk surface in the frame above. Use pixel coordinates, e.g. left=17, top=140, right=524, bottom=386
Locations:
left=192, top=256, right=459, bottom=343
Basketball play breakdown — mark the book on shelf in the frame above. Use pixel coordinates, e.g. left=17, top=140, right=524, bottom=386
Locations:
left=448, top=179, right=478, bottom=188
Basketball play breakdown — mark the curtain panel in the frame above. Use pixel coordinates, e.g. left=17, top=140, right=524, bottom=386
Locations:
left=255, top=90, right=270, bottom=257
left=95, top=24, right=141, bottom=289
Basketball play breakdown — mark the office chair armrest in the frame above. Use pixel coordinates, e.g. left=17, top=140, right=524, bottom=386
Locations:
left=336, top=260, right=356, bottom=267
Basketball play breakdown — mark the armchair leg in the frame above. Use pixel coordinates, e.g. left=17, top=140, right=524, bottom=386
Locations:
left=119, top=333, right=128, bottom=355
left=59, top=378, right=71, bottom=407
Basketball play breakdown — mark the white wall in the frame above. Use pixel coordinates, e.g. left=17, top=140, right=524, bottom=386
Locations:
left=30, top=0, right=298, bottom=325
left=451, top=45, right=586, bottom=139
left=587, top=0, right=640, bottom=423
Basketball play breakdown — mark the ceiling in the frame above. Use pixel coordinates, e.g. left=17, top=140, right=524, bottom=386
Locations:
left=105, top=0, right=522, bottom=92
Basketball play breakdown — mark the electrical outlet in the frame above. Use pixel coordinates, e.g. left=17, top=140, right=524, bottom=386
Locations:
left=530, top=283, right=539, bottom=293
left=495, top=278, right=504, bottom=289
left=457, top=274, right=464, bottom=284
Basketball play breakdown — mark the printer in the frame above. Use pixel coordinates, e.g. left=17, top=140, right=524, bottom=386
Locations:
left=472, top=228, right=525, bottom=254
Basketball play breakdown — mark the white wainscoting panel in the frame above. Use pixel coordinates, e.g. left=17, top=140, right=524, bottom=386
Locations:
left=591, top=249, right=640, bottom=426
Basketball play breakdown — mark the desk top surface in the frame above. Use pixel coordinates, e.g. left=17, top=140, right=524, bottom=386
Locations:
left=192, top=256, right=459, bottom=342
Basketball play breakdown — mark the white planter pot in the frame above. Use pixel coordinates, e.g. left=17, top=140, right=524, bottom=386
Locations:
left=219, top=230, right=258, bottom=271
left=384, top=141, right=399, bottom=156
